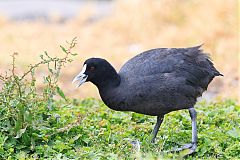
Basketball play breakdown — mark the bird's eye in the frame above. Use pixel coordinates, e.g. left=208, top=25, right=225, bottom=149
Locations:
left=90, top=66, right=95, bottom=71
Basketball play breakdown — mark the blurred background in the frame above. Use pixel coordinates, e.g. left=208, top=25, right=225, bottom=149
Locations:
left=0, top=0, right=238, bottom=100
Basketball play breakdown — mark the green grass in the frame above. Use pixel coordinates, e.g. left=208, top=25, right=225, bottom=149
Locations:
left=1, top=98, right=239, bottom=159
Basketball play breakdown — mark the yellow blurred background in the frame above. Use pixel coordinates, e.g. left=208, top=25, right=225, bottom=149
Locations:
left=0, top=0, right=238, bottom=100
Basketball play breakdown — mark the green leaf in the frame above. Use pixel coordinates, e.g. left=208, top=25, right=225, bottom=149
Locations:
left=44, top=51, right=51, bottom=58
left=60, top=45, right=67, bottom=53
left=15, top=126, right=27, bottom=139
left=71, top=53, right=78, bottom=56
left=67, top=59, right=73, bottom=63
left=56, top=86, right=66, bottom=100
left=48, top=68, right=53, bottom=74
left=40, top=54, right=44, bottom=60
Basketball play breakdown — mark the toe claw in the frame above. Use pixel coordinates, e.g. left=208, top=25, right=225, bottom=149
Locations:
left=150, top=138, right=155, bottom=143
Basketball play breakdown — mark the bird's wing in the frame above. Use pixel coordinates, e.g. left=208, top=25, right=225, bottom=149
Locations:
left=119, top=45, right=222, bottom=94
left=120, top=46, right=217, bottom=77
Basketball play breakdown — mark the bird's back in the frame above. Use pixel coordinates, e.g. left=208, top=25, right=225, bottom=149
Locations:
left=119, top=45, right=222, bottom=95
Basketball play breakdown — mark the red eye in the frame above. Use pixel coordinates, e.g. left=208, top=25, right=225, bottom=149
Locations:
left=90, top=66, right=95, bottom=71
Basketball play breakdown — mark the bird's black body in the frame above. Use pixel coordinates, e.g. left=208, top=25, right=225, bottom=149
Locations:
left=73, top=45, right=222, bottom=154
left=86, top=46, right=222, bottom=116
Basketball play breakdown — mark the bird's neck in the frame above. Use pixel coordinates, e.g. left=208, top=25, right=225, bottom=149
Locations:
left=92, top=67, right=121, bottom=90
left=97, top=77, right=125, bottom=111
left=93, top=68, right=123, bottom=111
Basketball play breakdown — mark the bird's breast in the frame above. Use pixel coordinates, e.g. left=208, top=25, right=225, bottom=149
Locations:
left=99, top=87, right=130, bottom=111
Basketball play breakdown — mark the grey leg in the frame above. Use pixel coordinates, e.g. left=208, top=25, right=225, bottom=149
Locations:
left=173, top=108, right=197, bottom=154
left=151, top=115, right=164, bottom=143
left=189, top=108, right=197, bottom=146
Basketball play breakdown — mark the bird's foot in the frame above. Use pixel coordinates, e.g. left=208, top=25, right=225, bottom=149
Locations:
left=171, top=142, right=197, bottom=155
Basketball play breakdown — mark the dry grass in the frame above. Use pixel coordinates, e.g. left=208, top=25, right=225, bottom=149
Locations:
left=0, top=0, right=238, bottom=99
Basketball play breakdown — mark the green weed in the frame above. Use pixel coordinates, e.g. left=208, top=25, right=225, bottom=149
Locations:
left=0, top=38, right=78, bottom=159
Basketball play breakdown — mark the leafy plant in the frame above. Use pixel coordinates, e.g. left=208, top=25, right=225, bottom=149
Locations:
left=0, top=38, right=79, bottom=159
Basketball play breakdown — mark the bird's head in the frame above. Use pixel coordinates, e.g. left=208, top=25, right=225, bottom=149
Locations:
left=72, top=58, right=120, bottom=88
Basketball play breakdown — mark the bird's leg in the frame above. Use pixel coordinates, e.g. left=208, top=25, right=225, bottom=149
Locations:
left=151, top=115, right=164, bottom=143
left=190, top=108, right=197, bottom=149
left=173, top=108, right=197, bottom=154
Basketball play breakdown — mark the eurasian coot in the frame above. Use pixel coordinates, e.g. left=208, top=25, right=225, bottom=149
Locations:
left=73, top=45, right=222, bottom=154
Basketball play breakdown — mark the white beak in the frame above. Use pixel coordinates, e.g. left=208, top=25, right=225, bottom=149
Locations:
left=72, top=64, right=88, bottom=88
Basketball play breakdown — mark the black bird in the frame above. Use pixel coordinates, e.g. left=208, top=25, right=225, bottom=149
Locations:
left=73, top=45, right=222, bottom=154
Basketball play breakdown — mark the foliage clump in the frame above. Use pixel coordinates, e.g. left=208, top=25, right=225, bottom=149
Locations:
left=0, top=38, right=80, bottom=159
